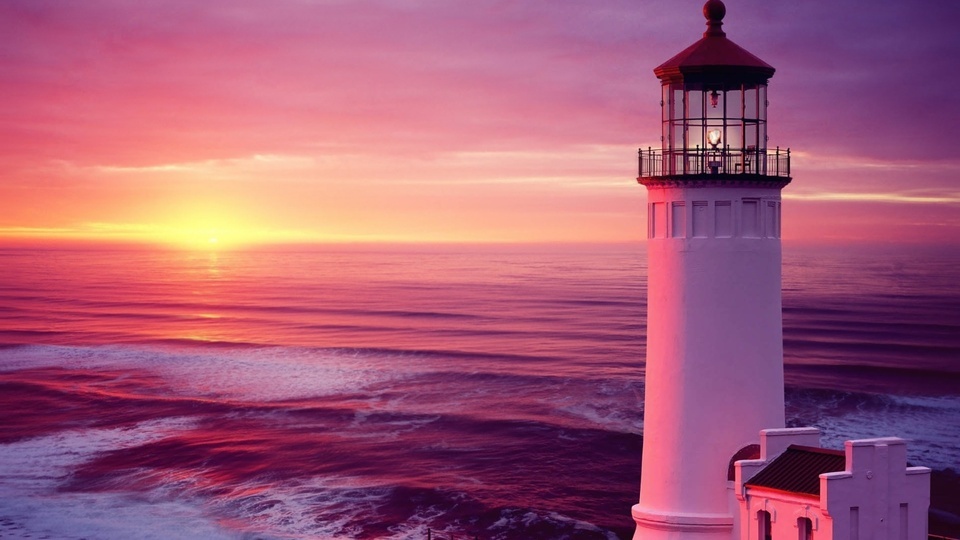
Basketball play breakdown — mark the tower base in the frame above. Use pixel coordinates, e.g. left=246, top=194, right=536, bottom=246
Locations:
left=632, top=504, right=733, bottom=540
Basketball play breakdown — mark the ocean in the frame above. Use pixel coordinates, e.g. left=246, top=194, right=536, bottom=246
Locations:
left=0, top=244, right=958, bottom=539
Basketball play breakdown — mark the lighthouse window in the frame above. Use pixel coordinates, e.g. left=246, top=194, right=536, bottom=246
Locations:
left=662, top=86, right=670, bottom=122
left=651, top=202, right=666, bottom=239
left=745, top=123, right=759, bottom=152
left=672, top=122, right=686, bottom=152
left=673, top=86, right=685, bottom=120
left=689, top=124, right=704, bottom=150
left=715, top=201, right=733, bottom=238
left=727, top=124, right=744, bottom=152
left=766, top=201, right=778, bottom=238
left=759, top=85, right=768, bottom=122
left=688, top=89, right=704, bottom=120
left=692, top=201, right=708, bottom=237
left=742, top=199, right=760, bottom=238
left=729, top=87, right=744, bottom=119
left=777, top=202, right=782, bottom=237
left=745, top=87, right=759, bottom=120
left=671, top=202, right=686, bottom=238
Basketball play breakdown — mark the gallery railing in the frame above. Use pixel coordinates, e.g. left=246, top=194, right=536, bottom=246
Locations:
left=638, top=147, right=790, bottom=179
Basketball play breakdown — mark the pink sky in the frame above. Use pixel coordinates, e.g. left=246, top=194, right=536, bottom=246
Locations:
left=1, top=0, right=958, bottom=248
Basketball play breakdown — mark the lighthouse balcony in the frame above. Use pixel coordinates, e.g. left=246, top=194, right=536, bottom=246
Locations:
left=638, top=147, right=790, bottom=181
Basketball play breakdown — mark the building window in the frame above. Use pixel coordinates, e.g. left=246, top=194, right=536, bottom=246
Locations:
left=798, top=517, right=813, bottom=540
left=759, top=510, right=772, bottom=540
left=900, top=504, right=908, bottom=540
left=850, top=507, right=859, bottom=540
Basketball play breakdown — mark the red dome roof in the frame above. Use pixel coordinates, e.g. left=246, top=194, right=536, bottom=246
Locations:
left=654, top=0, right=775, bottom=85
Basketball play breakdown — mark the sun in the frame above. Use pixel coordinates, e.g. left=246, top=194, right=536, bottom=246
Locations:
left=208, top=237, right=219, bottom=244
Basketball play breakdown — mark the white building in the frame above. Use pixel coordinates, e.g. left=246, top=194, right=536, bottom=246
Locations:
left=631, top=2, right=931, bottom=539
left=735, top=428, right=931, bottom=540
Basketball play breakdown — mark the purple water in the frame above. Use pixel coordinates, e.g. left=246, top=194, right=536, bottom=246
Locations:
left=0, top=244, right=958, bottom=539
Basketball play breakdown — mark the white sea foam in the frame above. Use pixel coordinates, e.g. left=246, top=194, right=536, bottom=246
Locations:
left=0, top=417, right=249, bottom=540
left=553, top=379, right=645, bottom=434
left=0, top=344, right=408, bottom=402
left=0, top=493, right=250, bottom=540
left=182, top=475, right=459, bottom=540
left=0, top=411, right=428, bottom=539
left=149, top=346, right=406, bottom=402
left=489, top=508, right=620, bottom=540
left=0, top=344, right=478, bottom=539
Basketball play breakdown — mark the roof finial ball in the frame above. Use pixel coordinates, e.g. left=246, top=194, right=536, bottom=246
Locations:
left=703, top=0, right=726, bottom=36
left=704, top=0, right=726, bottom=21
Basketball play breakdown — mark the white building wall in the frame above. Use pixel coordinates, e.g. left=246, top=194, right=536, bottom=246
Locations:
left=822, top=438, right=931, bottom=540
left=740, top=491, right=829, bottom=540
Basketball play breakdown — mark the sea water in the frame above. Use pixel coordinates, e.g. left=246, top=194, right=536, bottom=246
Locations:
left=0, top=244, right=957, bottom=539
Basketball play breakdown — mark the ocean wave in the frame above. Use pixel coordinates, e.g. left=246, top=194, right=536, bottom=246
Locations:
left=786, top=387, right=960, bottom=470
left=0, top=419, right=241, bottom=540
left=0, top=344, right=414, bottom=402
left=0, top=338, right=956, bottom=539
left=0, top=347, right=641, bottom=538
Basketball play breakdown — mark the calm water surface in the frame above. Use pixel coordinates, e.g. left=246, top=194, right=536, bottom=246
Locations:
left=0, top=244, right=958, bottom=539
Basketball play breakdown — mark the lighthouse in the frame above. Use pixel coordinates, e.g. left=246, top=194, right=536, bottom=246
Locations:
left=632, top=1, right=791, bottom=539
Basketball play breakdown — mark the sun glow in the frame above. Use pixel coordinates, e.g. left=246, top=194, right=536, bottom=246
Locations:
left=157, top=226, right=262, bottom=250
left=0, top=221, right=313, bottom=250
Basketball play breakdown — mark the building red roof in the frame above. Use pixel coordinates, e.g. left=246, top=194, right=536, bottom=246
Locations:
left=745, top=445, right=846, bottom=497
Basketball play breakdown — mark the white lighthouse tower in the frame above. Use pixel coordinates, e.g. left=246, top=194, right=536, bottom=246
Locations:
left=632, top=1, right=791, bottom=539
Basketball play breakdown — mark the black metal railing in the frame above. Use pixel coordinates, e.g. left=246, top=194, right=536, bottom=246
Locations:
left=638, top=147, right=790, bottom=179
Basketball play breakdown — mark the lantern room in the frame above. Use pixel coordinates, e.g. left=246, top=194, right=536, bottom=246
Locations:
left=638, top=0, right=790, bottom=180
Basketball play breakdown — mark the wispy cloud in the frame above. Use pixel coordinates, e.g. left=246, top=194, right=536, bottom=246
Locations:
left=0, top=226, right=80, bottom=235
left=785, top=192, right=960, bottom=204
left=91, top=154, right=317, bottom=177
left=791, top=151, right=960, bottom=174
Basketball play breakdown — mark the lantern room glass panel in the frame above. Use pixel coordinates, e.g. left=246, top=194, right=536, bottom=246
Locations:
left=672, top=86, right=684, bottom=120
left=745, top=123, right=759, bottom=150
left=689, top=124, right=704, bottom=151
left=672, top=122, right=685, bottom=151
left=726, top=123, right=743, bottom=152
left=759, top=85, right=767, bottom=123
left=729, top=87, right=743, bottom=119
left=662, top=86, right=670, bottom=122
left=744, top=87, right=759, bottom=122
left=658, top=80, right=769, bottom=175
left=688, top=89, right=704, bottom=121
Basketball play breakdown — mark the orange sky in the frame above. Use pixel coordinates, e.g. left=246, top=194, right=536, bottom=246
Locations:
left=1, top=0, right=958, bottom=249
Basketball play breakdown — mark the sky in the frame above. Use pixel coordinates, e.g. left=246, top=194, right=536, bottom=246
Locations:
left=1, top=0, right=958, bottom=249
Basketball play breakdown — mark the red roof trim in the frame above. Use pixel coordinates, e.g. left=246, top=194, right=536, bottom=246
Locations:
left=654, top=28, right=775, bottom=84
